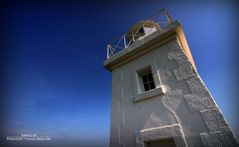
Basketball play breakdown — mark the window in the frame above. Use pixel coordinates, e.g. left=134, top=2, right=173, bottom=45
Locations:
left=137, top=66, right=156, bottom=92
left=142, top=72, right=155, bottom=91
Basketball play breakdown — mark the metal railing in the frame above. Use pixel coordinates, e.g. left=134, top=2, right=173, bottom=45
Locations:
left=106, top=8, right=173, bottom=59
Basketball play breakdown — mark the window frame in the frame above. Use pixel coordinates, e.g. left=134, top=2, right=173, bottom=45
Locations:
left=132, top=65, right=164, bottom=102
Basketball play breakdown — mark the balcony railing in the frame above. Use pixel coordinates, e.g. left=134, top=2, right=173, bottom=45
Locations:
left=106, top=8, right=173, bottom=59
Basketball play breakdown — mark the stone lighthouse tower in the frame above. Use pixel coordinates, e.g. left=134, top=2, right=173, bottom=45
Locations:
left=103, top=9, right=238, bottom=147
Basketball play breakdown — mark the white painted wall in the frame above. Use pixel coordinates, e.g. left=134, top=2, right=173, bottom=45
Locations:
left=107, top=25, right=238, bottom=147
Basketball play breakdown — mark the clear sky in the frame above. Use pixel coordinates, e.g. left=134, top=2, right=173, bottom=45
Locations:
left=0, top=0, right=238, bottom=146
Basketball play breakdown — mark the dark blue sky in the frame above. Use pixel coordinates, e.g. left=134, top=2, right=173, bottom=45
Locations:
left=0, top=0, right=238, bottom=146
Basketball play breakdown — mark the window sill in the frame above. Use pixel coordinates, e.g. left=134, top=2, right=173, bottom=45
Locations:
left=134, top=86, right=164, bottom=102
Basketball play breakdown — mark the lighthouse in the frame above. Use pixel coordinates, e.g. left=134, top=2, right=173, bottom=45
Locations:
left=103, top=9, right=238, bottom=147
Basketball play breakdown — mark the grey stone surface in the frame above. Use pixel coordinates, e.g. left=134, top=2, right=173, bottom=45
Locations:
left=140, top=125, right=181, bottom=141
left=167, top=45, right=184, bottom=60
left=184, top=94, right=215, bottom=112
left=200, top=130, right=239, bottom=147
left=200, top=108, right=229, bottom=132
left=184, top=77, right=216, bottom=112
left=136, top=124, right=186, bottom=147
left=173, top=56, right=195, bottom=81
left=186, top=77, right=206, bottom=93
left=167, top=38, right=183, bottom=53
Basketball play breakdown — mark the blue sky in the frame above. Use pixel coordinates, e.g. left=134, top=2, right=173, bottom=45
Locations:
left=0, top=0, right=238, bottom=146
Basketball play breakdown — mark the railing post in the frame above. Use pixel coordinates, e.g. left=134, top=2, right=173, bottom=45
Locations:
left=132, top=32, right=135, bottom=42
left=164, top=9, right=173, bottom=23
left=123, top=34, right=127, bottom=48
left=107, top=45, right=110, bottom=58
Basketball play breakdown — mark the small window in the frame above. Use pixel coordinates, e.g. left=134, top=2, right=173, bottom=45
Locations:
left=137, top=66, right=156, bottom=92
left=142, top=72, right=155, bottom=91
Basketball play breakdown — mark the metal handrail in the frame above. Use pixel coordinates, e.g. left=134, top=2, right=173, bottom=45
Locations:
left=106, top=8, right=173, bottom=59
